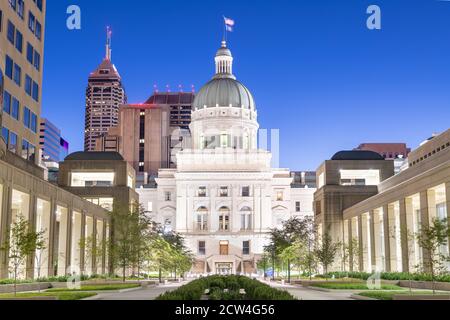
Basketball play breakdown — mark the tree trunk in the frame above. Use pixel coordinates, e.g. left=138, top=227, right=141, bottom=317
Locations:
left=287, top=259, right=291, bottom=283
left=122, top=265, right=126, bottom=283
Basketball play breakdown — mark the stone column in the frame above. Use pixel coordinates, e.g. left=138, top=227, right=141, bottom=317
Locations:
left=80, top=212, right=86, bottom=274
left=347, top=219, right=353, bottom=272
left=26, top=194, right=37, bottom=279
left=419, top=190, right=431, bottom=273
left=66, top=205, right=73, bottom=274
left=0, top=185, right=12, bottom=279
left=102, top=220, right=107, bottom=275
left=445, top=182, right=450, bottom=256
left=47, top=198, right=57, bottom=277
left=382, top=204, right=391, bottom=272
left=357, top=215, right=364, bottom=272
left=399, top=198, right=410, bottom=273
left=92, top=217, right=98, bottom=274
left=369, top=210, right=376, bottom=272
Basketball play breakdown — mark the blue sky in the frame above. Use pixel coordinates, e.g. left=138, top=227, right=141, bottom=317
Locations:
left=43, top=0, right=450, bottom=170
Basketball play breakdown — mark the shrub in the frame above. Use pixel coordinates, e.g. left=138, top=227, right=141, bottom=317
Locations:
left=157, top=275, right=295, bottom=300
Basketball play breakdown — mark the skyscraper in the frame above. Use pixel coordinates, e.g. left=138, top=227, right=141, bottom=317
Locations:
left=84, top=28, right=126, bottom=151
left=0, top=0, right=46, bottom=164
left=39, top=118, right=69, bottom=162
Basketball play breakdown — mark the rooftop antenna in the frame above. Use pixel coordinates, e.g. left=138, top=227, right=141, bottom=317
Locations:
left=106, top=26, right=112, bottom=60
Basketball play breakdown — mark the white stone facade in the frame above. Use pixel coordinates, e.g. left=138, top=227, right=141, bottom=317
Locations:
left=136, top=40, right=315, bottom=275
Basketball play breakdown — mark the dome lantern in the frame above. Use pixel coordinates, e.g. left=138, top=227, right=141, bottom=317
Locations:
left=214, top=41, right=235, bottom=79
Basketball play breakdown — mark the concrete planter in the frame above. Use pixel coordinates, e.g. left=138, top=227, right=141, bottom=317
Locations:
left=398, top=280, right=450, bottom=291
left=0, top=283, right=51, bottom=294
left=393, top=295, right=450, bottom=300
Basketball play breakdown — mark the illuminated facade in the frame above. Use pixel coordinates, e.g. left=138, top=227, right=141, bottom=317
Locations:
left=315, top=130, right=450, bottom=273
left=137, top=40, right=315, bottom=275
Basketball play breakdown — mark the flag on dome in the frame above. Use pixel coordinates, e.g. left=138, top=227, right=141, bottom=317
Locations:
left=224, top=16, right=235, bottom=32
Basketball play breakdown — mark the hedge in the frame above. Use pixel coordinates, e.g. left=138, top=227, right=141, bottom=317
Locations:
left=324, top=272, right=450, bottom=283
left=157, top=275, right=295, bottom=300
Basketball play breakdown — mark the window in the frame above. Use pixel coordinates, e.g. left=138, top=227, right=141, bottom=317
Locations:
left=28, top=12, right=35, bottom=33
left=219, top=207, right=230, bottom=231
left=15, top=30, right=23, bottom=52
left=198, top=241, right=206, bottom=255
left=5, top=56, right=13, bottom=79
left=35, top=21, right=41, bottom=40
left=3, top=91, right=11, bottom=114
left=32, top=81, right=39, bottom=101
left=295, top=201, right=301, bottom=212
left=36, top=0, right=43, bottom=12
left=13, top=63, right=21, bottom=86
left=11, top=97, right=19, bottom=120
left=70, top=172, right=115, bottom=187
left=7, top=21, right=15, bottom=44
left=31, top=113, right=37, bottom=133
left=219, top=186, right=228, bottom=197
left=27, top=43, right=33, bottom=63
left=8, top=131, right=17, bottom=153
left=33, top=51, right=40, bottom=70
left=240, top=207, right=252, bottom=231
left=339, top=170, right=380, bottom=186
left=2, top=127, right=9, bottom=145
left=243, top=241, right=250, bottom=255
left=198, top=186, right=207, bottom=197
left=21, top=139, right=29, bottom=159
left=164, top=191, right=171, bottom=202
left=23, top=107, right=30, bottom=128
left=242, top=186, right=250, bottom=197
left=25, top=75, right=32, bottom=95
left=276, top=191, right=284, bottom=201
left=196, top=207, right=208, bottom=231
left=17, top=0, right=24, bottom=19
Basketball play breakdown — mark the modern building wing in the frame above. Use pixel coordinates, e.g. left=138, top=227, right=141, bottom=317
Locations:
left=315, top=130, right=450, bottom=274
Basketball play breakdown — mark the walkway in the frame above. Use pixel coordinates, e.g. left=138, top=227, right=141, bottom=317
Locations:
left=264, top=280, right=355, bottom=300
left=85, top=281, right=186, bottom=300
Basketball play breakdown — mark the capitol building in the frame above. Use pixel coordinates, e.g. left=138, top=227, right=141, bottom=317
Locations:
left=137, top=40, right=315, bottom=275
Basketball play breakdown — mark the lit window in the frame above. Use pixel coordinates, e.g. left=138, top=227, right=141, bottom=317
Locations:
left=276, top=191, right=284, bottom=201
left=71, top=172, right=115, bottom=187
left=198, top=186, right=207, bottom=197
left=219, top=186, right=228, bottom=197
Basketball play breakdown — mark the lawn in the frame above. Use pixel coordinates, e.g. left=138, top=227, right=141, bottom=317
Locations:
left=311, top=282, right=403, bottom=290
left=0, top=292, right=97, bottom=300
left=46, top=283, right=140, bottom=292
left=357, top=291, right=441, bottom=300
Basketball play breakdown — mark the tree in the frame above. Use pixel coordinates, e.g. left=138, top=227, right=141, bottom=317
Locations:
left=314, top=232, right=339, bottom=276
left=342, top=238, right=361, bottom=274
left=79, top=235, right=105, bottom=276
left=0, top=215, right=45, bottom=296
left=416, top=218, right=450, bottom=294
left=266, top=217, right=315, bottom=283
left=110, top=203, right=154, bottom=282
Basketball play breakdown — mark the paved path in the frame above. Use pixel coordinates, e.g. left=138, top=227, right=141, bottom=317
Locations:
left=263, top=280, right=354, bottom=300
left=85, top=281, right=187, bottom=300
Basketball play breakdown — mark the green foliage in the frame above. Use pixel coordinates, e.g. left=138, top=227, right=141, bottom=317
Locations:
left=157, top=275, right=296, bottom=300
left=46, top=284, right=140, bottom=292
left=314, top=232, right=339, bottom=275
left=325, top=271, right=450, bottom=283
left=357, top=291, right=438, bottom=300
left=311, top=282, right=402, bottom=290
left=0, top=292, right=97, bottom=300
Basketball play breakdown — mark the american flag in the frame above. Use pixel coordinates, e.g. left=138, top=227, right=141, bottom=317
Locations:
left=224, top=17, right=235, bottom=32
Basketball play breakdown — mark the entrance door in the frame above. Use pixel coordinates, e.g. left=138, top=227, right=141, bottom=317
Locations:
left=219, top=241, right=229, bottom=255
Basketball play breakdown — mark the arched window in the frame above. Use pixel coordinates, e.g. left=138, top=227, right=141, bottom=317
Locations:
left=196, top=207, right=208, bottom=231
left=219, top=207, right=230, bottom=231
left=240, top=207, right=252, bottom=231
